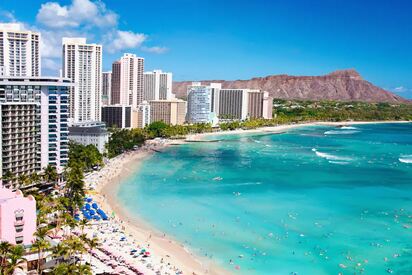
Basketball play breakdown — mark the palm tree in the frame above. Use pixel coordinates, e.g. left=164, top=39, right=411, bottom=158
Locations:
left=31, top=238, right=50, bottom=274
left=4, top=245, right=26, bottom=275
left=2, top=170, right=15, bottom=189
left=29, top=173, right=41, bottom=185
left=43, top=165, right=58, bottom=184
left=0, top=241, right=12, bottom=270
left=64, top=164, right=85, bottom=215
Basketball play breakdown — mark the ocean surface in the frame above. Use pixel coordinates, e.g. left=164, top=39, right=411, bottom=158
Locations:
left=117, top=123, right=412, bottom=275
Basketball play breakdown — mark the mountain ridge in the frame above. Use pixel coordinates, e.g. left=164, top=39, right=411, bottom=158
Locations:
left=172, top=69, right=407, bottom=103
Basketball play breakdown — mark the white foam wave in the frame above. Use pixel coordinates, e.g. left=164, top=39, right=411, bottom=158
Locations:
left=399, top=155, right=412, bottom=164
left=328, top=161, right=350, bottom=165
left=324, top=130, right=360, bottom=135
left=340, top=126, right=358, bottom=130
left=312, top=148, right=352, bottom=161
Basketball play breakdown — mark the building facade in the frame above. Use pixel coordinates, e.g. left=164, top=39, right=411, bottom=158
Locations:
left=68, top=122, right=109, bottom=153
left=0, top=188, right=36, bottom=245
left=218, top=89, right=249, bottom=120
left=132, top=101, right=151, bottom=128
left=248, top=90, right=273, bottom=119
left=143, top=70, right=173, bottom=101
left=102, top=71, right=112, bottom=106
left=0, top=23, right=41, bottom=77
left=110, top=53, right=144, bottom=107
left=0, top=76, right=72, bottom=187
left=62, top=37, right=102, bottom=123
left=101, top=105, right=132, bottom=129
left=186, top=82, right=220, bottom=124
left=149, top=99, right=186, bottom=126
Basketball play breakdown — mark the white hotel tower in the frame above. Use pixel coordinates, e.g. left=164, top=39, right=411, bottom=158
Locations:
left=111, top=53, right=144, bottom=107
left=62, top=37, right=102, bottom=124
left=143, top=70, right=173, bottom=101
left=0, top=23, right=41, bottom=77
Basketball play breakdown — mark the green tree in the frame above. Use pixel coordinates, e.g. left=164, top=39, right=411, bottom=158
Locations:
left=0, top=241, right=12, bottom=271
left=64, top=164, right=85, bottom=215
left=30, top=238, right=50, bottom=274
left=4, top=245, right=26, bottom=275
left=43, top=165, right=59, bottom=183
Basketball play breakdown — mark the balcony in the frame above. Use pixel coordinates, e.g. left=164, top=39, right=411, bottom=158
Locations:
left=14, top=220, right=25, bottom=226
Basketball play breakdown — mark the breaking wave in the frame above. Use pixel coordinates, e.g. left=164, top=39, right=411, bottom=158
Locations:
left=399, top=155, right=412, bottom=164
left=312, top=148, right=353, bottom=161
left=324, top=130, right=360, bottom=135
left=340, top=126, right=358, bottom=130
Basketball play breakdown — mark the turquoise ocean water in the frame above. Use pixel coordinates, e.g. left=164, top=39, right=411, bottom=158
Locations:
left=117, top=123, right=412, bottom=274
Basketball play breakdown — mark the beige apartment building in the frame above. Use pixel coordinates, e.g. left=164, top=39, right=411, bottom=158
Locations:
left=248, top=90, right=273, bottom=119
left=149, top=99, right=186, bottom=125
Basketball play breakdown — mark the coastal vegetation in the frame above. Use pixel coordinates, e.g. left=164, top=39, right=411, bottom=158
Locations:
left=0, top=143, right=97, bottom=274
left=105, top=99, right=412, bottom=158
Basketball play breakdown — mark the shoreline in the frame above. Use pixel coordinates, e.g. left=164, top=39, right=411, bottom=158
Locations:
left=88, top=141, right=227, bottom=275
left=88, top=120, right=410, bottom=274
left=186, top=120, right=411, bottom=141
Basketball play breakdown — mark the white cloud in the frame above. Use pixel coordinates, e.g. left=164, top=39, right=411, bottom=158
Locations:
left=394, top=86, right=406, bottom=92
left=2, top=1, right=168, bottom=75
left=105, top=30, right=147, bottom=53
left=36, top=0, right=118, bottom=29
left=141, top=46, right=169, bottom=54
left=0, top=10, right=17, bottom=22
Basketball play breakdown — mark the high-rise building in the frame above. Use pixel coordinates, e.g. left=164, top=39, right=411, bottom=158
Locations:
left=110, top=53, right=144, bottom=107
left=248, top=90, right=273, bottom=119
left=62, top=37, right=102, bottom=123
left=101, top=105, right=132, bottom=129
left=132, top=101, right=151, bottom=128
left=0, top=23, right=41, bottom=77
left=143, top=70, right=173, bottom=101
left=186, top=82, right=221, bottom=124
left=0, top=76, right=72, bottom=187
left=102, top=71, right=112, bottom=106
left=217, top=89, right=273, bottom=121
left=218, top=89, right=249, bottom=120
left=149, top=99, right=187, bottom=126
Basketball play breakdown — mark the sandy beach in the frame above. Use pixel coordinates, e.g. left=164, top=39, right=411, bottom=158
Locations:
left=87, top=120, right=410, bottom=274
left=87, top=140, right=227, bottom=275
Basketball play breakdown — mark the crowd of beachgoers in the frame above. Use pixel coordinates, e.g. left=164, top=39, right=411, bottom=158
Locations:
left=82, top=139, right=194, bottom=275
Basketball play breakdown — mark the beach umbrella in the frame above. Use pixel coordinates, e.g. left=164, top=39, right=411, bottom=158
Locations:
left=89, top=209, right=96, bottom=215
left=92, top=203, right=98, bottom=209
left=85, top=203, right=91, bottom=210
left=87, top=197, right=93, bottom=203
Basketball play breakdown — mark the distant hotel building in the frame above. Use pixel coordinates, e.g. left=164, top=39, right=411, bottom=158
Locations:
left=186, top=82, right=221, bottom=125
left=218, top=89, right=272, bottom=120
left=143, top=70, right=173, bottom=101
left=218, top=89, right=249, bottom=120
left=133, top=101, right=151, bottom=128
left=0, top=188, right=36, bottom=245
left=186, top=82, right=272, bottom=124
left=62, top=37, right=102, bottom=123
left=101, top=105, right=132, bottom=129
left=102, top=71, right=112, bottom=106
left=150, top=99, right=186, bottom=126
left=68, top=122, right=108, bottom=153
left=0, top=23, right=41, bottom=77
left=111, top=53, right=144, bottom=107
left=0, top=76, right=72, bottom=187
left=248, top=90, right=273, bottom=119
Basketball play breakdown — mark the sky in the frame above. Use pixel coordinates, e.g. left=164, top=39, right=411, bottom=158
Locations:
left=1, top=0, right=411, bottom=98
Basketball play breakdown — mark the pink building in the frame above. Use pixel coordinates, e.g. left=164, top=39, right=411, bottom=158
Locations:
left=0, top=188, right=36, bottom=245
